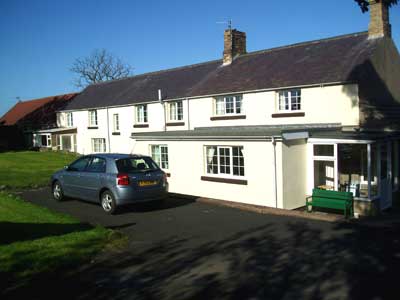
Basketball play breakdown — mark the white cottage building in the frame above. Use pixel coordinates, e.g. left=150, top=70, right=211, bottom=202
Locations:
left=58, top=2, right=400, bottom=215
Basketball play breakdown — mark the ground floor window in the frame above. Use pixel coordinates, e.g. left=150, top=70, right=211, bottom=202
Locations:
left=34, top=134, right=51, bottom=147
left=338, top=144, right=378, bottom=198
left=205, top=146, right=244, bottom=177
left=91, top=138, right=106, bottom=153
left=150, top=145, right=169, bottom=169
left=60, top=134, right=77, bottom=152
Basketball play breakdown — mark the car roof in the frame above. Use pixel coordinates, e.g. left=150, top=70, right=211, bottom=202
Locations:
left=87, top=153, right=149, bottom=160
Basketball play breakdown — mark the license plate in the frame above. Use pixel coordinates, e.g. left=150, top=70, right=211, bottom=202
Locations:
left=139, top=180, right=158, bottom=187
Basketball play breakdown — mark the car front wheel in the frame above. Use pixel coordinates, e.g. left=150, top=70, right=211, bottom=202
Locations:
left=101, top=190, right=118, bottom=214
left=52, top=181, right=64, bottom=201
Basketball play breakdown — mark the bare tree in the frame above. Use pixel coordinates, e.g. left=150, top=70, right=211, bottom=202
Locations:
left=70, top=49, right=133, bottom=88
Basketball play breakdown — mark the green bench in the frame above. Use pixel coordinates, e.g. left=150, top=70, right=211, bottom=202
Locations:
left=306, top=189, right=354, bottom=219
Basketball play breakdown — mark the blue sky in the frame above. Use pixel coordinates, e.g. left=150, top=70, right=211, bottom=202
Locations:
left=0, top=0, right=399, bottom=116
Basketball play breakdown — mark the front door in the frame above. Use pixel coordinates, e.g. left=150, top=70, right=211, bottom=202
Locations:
left=380, top=142, right=392, bottom=210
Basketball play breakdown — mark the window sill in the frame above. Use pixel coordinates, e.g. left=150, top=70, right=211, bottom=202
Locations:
left=271, top=112, right=305, bottom=118
left=201, top=176, right=248, bottom=185
left=112, top=132, right=121, bottom=135
left=87, top=126, right=98, bottom=129
left=210, top=115, right=246, bottom=121
left=133, top=124, right=149, bottom=128
left=166, top=122, right=185, bottom=126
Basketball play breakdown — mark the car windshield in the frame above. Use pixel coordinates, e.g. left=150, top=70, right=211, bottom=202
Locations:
left=116, top=157, right=159, bottom=173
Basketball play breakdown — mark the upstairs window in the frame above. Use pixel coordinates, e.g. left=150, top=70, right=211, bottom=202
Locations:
left=278, top=90, right=301, bottom=111
left=89, top=110, right=98, bottom=126
left=136, top=105, right=148, bottom=123
left=66, top=113, right=73, bottom=127
left=168, top=101, right=183, bottom=121
left=113, top=114, right=120, bottom=132
left=215, top=95, right=242, bottom=115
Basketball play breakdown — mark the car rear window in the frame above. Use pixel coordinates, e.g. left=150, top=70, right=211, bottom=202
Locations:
left=116, top=157, right=159, bottom=173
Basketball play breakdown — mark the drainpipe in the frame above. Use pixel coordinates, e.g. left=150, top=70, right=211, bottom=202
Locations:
left=186, top=98, right=190, bottom=130
left=106, top=107, right=111, bottom=153
left=272, top=136, right=278, bottom=208
left=159, top=89, right=166, bottom=132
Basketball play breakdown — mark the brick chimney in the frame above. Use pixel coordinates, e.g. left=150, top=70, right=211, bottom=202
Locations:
left=223, top=29, right=246, bottom=65
left=368, top=0, right=391, bottom=38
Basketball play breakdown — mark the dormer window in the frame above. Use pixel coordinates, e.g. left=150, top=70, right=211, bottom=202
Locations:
left=278, top=90, right=301, bottom=111
left=66, top=113, right=73, bottom=127
left=215, top=95, right=242, bottom=115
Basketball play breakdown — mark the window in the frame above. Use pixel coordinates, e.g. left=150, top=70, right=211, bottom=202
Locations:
left=168, top=101, right=183, bottom=121
left=116, top=157, right=159, bottom=173
left=91, top=138, right=106, bottom=153
left=278, top=90, right=301, bottom=111
left=66, top=113, right=73, bottom=127
left=86, top=157, right=106, bottom=173
left=113, top=114, right=120, bottom=132
left=205, top=146, right=245, bottom=177
left=151, top=145, right=169, bottom=169
left=89, top=110, right=98, bottom=126
left=136, top=105, right=148, bottom=123
left=215, top=95, right=242, bottom=115
left=68, top=157, right=92, bottom=172
left=40, top=134, right=51, bottom=147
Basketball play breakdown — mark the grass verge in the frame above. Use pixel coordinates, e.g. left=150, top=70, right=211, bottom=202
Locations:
left=0, top=192, right=126, bottom=293
left=0, top=151, right=78, bottom=190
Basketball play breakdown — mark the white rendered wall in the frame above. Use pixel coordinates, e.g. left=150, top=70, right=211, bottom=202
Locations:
left=281, top=140, right=308, bottom=209
left=133, top=140, right=280, bottom=208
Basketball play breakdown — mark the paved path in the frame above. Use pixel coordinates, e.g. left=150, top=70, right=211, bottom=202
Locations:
left=7, top=188, right=400, bottom=300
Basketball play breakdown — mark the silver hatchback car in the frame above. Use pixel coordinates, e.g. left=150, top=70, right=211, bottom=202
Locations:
left=51, top=153, right=168, bottom=214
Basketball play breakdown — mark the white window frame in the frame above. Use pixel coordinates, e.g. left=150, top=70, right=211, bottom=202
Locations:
left=277, top=89, right=301, bottom=112
left=113, top=113, right=120, bottom=132
left=135, top=105, right=148, bottom=124
left=150, top=145, right=169, bottom=170
left=40, top=134, right=52, bottom=148
left=167, top=101, right=183, bottom=121
left=66, top=113, right=73, bottom=127
left=91, top=138, right=106, bottom=153
left=214, top=95, right=243, bottom=116
left=205, top=145, right=245, bottom=178
left=88, top=110, right=98, bottom=126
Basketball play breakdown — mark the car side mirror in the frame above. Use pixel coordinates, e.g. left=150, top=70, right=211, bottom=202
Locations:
left=64, top=165, right=70, bottom=171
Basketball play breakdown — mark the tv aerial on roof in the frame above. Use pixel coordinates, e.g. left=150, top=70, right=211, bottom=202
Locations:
left=216, top=19, right=232, bottom=30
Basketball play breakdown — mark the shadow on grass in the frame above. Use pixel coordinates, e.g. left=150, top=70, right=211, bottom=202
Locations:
left=4, top=220, right=400, bottom=300
left=0, top=222, right=93, bottom=245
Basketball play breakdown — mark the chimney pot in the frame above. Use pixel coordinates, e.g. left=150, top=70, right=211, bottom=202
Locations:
left=368, top=0, right=391, bottom=39
left=223, top=29, right=247, bottom=65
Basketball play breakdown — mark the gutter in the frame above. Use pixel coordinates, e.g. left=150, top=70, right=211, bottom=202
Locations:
left=131, top=135, right=283, bottom=142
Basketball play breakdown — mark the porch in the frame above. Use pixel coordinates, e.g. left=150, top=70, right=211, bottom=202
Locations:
left=308, top=133, right=400, bottom=216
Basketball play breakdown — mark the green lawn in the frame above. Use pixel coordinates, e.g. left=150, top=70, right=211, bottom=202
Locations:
left=0, top=192, right=125, bottom=291
left=0, top=151, right=78, bottom=189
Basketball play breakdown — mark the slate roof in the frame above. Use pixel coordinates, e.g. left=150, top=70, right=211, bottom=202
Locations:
left=132, top=124, right=398, bottom=141
left=0, top=93, right=77, bottom=127
left=132, top=124, right=342, bottom=140
left=64, top=31, right=379, bottom=111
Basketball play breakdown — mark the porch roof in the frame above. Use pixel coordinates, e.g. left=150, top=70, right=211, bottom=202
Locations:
left=132, top=124, right=400, bottom=142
